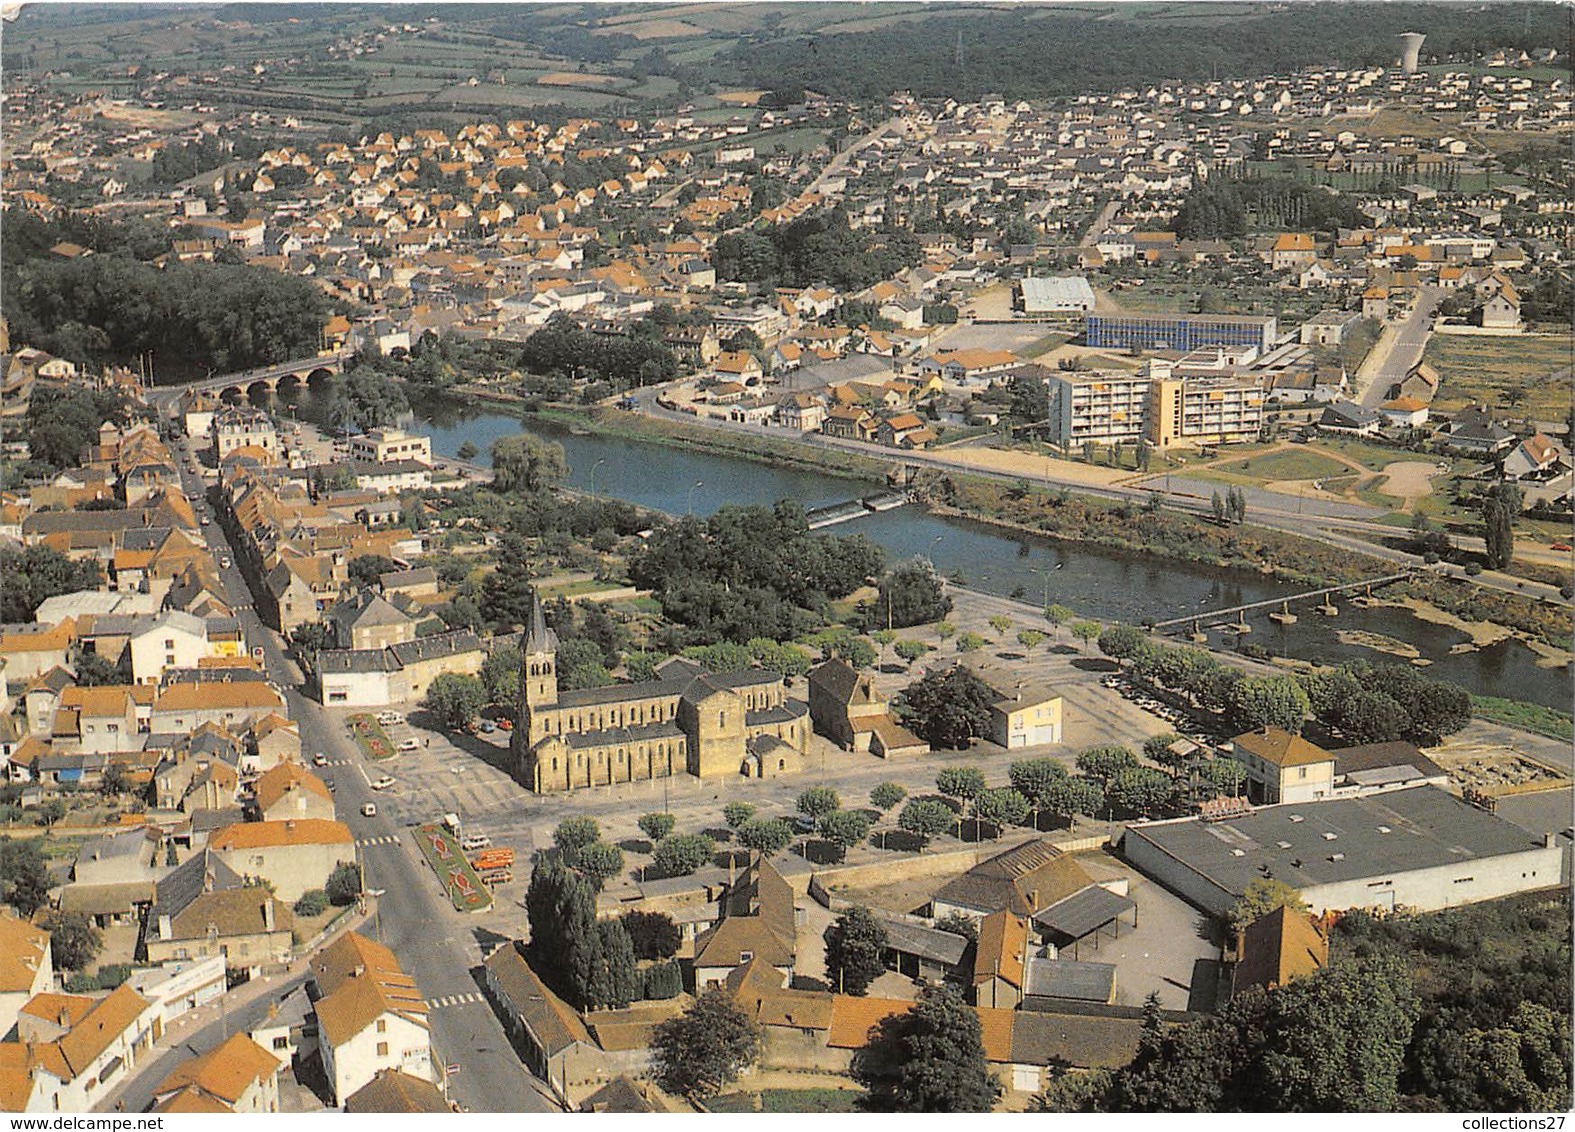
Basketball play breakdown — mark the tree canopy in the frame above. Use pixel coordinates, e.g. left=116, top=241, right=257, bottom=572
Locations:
left=852, top=984, right=1001, bottom=1112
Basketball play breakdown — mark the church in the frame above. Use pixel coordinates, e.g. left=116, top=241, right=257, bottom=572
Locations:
left=511, top=595, right=810, bottom=793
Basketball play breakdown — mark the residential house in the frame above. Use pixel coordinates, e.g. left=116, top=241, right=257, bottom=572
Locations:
left=6, top=984, right=158, bottom=1111
left=328, top=593, right=416, bottom=652
left=0, top=915, right=52, bottom=1042
left=1318, top=400, right=1381, bottom=436
left=151, top=680, right=285, bottom=735
left=805, top=658, right=926, bottom=757
left=821, top=406, right=877, bottom=443
left=311, top=933, right=436, bottom=1106
left=1270, top=233, right=1318, bottom=271
left=53, top=686, right=145, bottom=755
left=347, top=428, right=432, bottom=467
left=1378, top=396, right=1430, bottom=429
left=692, top=855, right=798, bottom=990
left=266, top=555, right=343, bottom=635
left=1502, top=433, right=1570, bottom=482
left=252, top=761, right=335, bottom=823
left=876, top=412, right=936, bottom=450
left=128, top=611, right=211, bottom=685
left=1480, top=276, right=1522, bottom=329
left=481, top=942, right=604, bottom=1105
left=1441, top=406, right=1515, bottom=455
left=142, top=851, right=294, bottom=971
left=1226, top=727, right=1336, bottom=805
left=777, top=393, right=825, bottom=433
left=965, top=662, right=1064, bottom=748
left=150, top=1032, right=281, bottom=1113
left=972, top=909, right=1030, bottom=1009
left=212, top=409, right=280, bottom=463
left=714, top=351, right=764, bottom=385
left=207, top=818, right=355, bottom=901
left=344, top=1069, right=453, bottom=1113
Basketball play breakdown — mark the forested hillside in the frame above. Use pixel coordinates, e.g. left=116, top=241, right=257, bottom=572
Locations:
left=713, top=4, right=1571, bottom=103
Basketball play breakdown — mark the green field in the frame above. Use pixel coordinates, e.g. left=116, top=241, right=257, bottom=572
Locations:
left=414, top=823, right=494, bottom=913
left=1472, top=693, right=1574, bottom=742
left=708, top=1089, right=864, bottom=1113
left=1211, top=449, right=1351, bottom=483
left=1423, top=332, right=1574, bottom=421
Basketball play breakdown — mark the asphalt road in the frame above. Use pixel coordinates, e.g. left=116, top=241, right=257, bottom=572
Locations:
left=138, top=454, right=557, bottom=1114
left=1357, top=285, right=1445, bottom=408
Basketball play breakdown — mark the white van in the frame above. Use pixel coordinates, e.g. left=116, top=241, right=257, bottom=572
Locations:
left=461, top=834, right=491, bottom=853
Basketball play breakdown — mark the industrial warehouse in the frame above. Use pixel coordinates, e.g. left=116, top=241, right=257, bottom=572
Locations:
left=1120, top=786, right=1566, bottom=917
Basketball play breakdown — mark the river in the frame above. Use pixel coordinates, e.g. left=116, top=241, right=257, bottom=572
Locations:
left=273, top=384, right=1572, bottom=710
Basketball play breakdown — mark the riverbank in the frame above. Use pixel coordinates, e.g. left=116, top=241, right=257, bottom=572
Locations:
left=451, top=393, right=894, bottom=486
left=1391, top=578, right=1574, bottom=653
left=495, top=397, right=1388, bottom=590
left=926, top=472, right=1386, bottom=590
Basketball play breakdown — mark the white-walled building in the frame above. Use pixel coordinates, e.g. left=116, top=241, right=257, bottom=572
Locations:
left=1122, top=786, right=1565, bottom=918
left=311, top=932, right=436, bottom=1106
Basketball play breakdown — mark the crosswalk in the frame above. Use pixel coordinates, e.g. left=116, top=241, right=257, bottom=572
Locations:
left=357, top=835, right=402, bottom=848
left=427, top=992, right=484, bottom=1010
left=317, top=758, right=354, bottom=768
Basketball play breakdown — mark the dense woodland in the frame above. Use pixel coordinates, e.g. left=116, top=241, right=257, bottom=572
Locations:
left=1044, top=893, right=1571, bottom=1112
left=714, top=4, right=1572, bottom=104
left=712, top=211, right=922, bottom=292
left=2, top=214, right=328, bottom=378
left=628, top=502, right=886, bottom=644
left=1171, top=176, right=1366, bottom=240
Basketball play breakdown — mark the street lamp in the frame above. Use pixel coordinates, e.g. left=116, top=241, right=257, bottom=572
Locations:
left=687, top=480, right=704, bottom=517
left=589, top=458, right=607, bottom=500
left=1031, top=566, right=1053, bottom=610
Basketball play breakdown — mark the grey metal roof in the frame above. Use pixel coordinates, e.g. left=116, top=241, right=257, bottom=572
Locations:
left=1033, top=885, right=1136, bottom=941
left=1122, top=786, right=1544, bottom=899
left=874, top=914, right=968, bottom=967
left=1023, top=958, right=1117, bottom=1002
left=152, top=850, right=244, bottom=921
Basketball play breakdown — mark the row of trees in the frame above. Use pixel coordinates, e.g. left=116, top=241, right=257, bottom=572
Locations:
left=1097, top=626, right=1472, bottom=744
left=1171, top=175, right=1365, bottom=240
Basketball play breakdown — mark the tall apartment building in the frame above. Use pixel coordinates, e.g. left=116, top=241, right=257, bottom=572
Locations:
left=1046, top=360, right=1262, bottom=449
left=1085, top=313, right=1277, bottom=354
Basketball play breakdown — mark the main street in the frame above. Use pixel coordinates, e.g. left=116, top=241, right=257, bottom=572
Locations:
left=1356, top=284, right=1446, bottom=408
left=135, top=453, right=557, bottom=1114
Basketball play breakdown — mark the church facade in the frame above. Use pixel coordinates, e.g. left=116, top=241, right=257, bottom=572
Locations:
left=511, top=596, right=810, bottom=794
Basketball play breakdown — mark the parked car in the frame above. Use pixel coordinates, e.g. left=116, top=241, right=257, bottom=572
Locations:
left=397, top=738, right=420, bottom=752
left=324, top=778, right=336, bottom=792
left=377, top=711, right=404, bottom=725
left=461, top=834, right=491, bottom=852
left=371, top=775, right=396, bottom=790
left=312, top=752, right=329, bottom=766
left=478, top=720, right=497, bottom=734
left=219, top=556, right=231, bottom=568
left=361, top=802, right=377, bottom=817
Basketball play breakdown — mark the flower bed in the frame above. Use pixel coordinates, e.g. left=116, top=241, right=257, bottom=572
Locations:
left=348, top=714, right=394, bottom=761
left=414, top=822, right=493, bottom=913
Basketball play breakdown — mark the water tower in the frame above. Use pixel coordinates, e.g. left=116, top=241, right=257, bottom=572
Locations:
left=1396, top=32, right=1426, bottom=74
